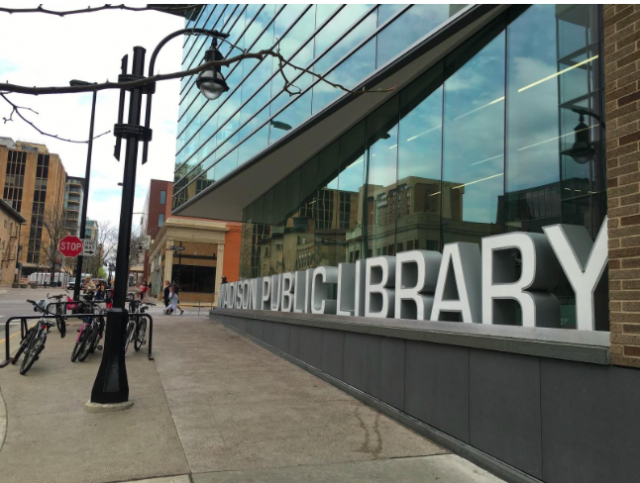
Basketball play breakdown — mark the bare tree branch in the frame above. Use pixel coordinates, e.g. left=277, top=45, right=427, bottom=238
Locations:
left=0, top=93, right=110, bottom=144
left=0, top=50, right=395, bottom=97
left=0, top=4, right=200, bottom=17
left=0, top=44, right=394, bottom=144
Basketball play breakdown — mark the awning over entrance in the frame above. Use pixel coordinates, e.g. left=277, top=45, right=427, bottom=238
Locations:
left=174, top=5, right=506, bottom=222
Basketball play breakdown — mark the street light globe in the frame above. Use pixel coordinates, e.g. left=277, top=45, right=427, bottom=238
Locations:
left=196, top=69, right=228, bottom=100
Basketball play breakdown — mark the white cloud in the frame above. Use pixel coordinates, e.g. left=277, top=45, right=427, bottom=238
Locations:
left=0, top=1, right=183, bottom=228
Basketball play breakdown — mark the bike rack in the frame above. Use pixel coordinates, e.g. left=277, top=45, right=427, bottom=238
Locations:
left=0, top=311, right=155, bottom=367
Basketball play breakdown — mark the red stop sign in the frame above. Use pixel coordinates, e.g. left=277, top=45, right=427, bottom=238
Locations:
left=59, top=235, right=83, bottom=257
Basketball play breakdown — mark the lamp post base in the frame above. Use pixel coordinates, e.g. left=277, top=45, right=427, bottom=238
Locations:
left=85, top=400, right=134, bottom=413
left=90, top=308, right=129, bottom=404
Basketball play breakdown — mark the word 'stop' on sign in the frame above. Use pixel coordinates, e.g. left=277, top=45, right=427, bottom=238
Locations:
left=59, top=236, right=83, bottom=257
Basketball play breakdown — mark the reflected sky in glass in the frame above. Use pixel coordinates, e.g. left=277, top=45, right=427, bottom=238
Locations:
left=443, top=31, right=505, bottom=226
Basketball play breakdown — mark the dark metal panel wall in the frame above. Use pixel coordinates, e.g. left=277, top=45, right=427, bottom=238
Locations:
left=321, top=330, right=345, bottom=380
left=298, top=326, right=323, bottom=368
left=405, top=340, right=470, bottom=443
left=272, top=323, right=290, bottom=353
left=540, top=359, right=640, bottom=483
left=343, top=333, right=382, bottom=400
left=379, top=338, right=405, bottom=412
left=469, top=350, right=543, bottom=479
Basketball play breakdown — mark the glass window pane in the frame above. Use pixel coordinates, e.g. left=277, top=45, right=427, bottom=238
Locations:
left=378, top=4, right=406, bottom=25
left=269, top=7, right=316, bottom=115
left=376, top=5, right=450, bottom=68
left=314, top=4, right=373, bottom=61
left=442, top=26, right=506, bottom=245
left=365, top=97, right=399, bottom=258
left=338, top=121, right=366, bottom=263
left=397, top=65, right=444, bottom=253
left=312, top=38, right=376, bottom=115
left=270, top=90, right=312, bottom=144
left=315, top=142, right=340, bottom=267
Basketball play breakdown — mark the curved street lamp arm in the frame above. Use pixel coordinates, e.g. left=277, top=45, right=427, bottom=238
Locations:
left=142, top=28, right=229, bottom=164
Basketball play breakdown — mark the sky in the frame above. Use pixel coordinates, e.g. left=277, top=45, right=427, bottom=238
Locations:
left=0, top=1, right=185, bottom=227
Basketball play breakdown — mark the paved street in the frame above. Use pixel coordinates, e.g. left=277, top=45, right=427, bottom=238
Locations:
left=0, top=288, right=503, bottom=483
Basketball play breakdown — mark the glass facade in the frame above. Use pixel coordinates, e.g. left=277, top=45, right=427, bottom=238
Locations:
left=173, top=4, right=469, bottom=208
left=236, top=5, right=606, bottom=329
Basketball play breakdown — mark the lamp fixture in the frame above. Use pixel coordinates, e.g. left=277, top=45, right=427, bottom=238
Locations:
left=196, top=37, right=229, bottom=101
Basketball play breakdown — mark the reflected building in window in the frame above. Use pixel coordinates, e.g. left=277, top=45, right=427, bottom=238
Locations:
left=174, top=4, right=607, bottom=328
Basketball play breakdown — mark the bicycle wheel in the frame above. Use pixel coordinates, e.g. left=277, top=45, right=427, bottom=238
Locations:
left=90, top=315, right=104, bottom=353
left=77, top=324, right=95, bottom=362
left=20, top=330, right=46, bottom=375
left=12, top=330, right=34, bottom=365
left=87, top=321, right=101, bottom=354
left=56, top=315, right=66, bottom=338
left=71, top=324, right=89, bottom=362
left=124, top=320, right=135, bottom=354
left=134, top=319, right=146, bottom=351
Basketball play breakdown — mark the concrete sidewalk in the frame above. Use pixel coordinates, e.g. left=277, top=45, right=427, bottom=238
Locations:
left=0, top=315, right=503, bottom=483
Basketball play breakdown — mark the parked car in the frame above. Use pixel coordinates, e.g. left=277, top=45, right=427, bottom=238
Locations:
left=66, top=281, right=76, bottom=291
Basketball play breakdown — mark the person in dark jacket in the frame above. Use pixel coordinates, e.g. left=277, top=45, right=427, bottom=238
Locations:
left=163, top=280, right=171, bottom=307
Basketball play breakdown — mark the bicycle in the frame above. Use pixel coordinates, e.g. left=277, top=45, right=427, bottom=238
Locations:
left=71, top=294, right=104, bottom=363
left=45, top=292, right=69, bottom=338
left=12, top=300, right=60, bottom=375
left=124, top=300, right=154, bottom=354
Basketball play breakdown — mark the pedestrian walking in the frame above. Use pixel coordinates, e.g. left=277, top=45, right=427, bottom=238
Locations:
left=163, top=280, right=171, bottom=307
left=164, top=287, right=179, bottom=315
left=171, top=280, right=184, bottom=315
left=95, top=282, right=106, bottom=301
left=139, top=280, right=148, bottom=300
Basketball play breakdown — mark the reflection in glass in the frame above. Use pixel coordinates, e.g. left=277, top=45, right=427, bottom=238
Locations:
left=442, top=26, right=506, bottom=245
left=312, top=12, right=377, bottom=114
left=365, top=97, right=399, bottom=258
left=314, top=142, right=340, bottom=267
left=376, top=4, right=450, bottom=68
left=338, top=122, right=366, bottom=263
left=216, top=6, right=606, bottom=331
left=270, top=91, right=312, bottom=144
left=397, top=66, right=444, bottom=253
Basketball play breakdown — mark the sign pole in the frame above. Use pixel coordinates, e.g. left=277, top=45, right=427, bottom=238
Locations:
left=74, top=89, right=97, bottom=301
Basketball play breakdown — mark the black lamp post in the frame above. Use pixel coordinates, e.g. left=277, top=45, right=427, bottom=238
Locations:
left=70, top=79, right=97, bottom=302
left=90, top=28, right=229, bottom=407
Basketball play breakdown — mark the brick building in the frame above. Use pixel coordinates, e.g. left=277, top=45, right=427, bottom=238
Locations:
left=141, top=179, right=241, bottom=303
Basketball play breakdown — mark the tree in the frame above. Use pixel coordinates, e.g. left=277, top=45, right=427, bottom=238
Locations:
left=128, top=229, right=144, bottom=268
left=40, top=203, right=70, bottom=283
left=82, top=220, right=117, bottom=277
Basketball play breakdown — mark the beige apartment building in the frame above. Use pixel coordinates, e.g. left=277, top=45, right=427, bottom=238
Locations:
left=0, top=198, right=26, bottom=285
left=0, top=139, right=67, bottom=275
